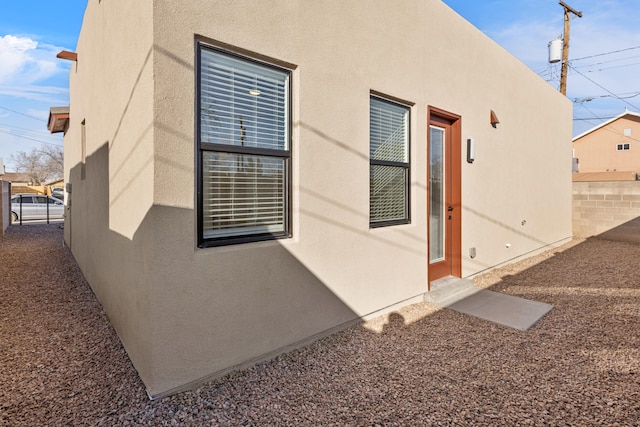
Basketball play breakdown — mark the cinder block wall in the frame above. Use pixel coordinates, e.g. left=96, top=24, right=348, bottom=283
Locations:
left=573, top=181, right=640, bottom=238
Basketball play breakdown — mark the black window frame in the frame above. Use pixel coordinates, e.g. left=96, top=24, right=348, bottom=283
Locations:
left=196, top=42, right=292, bottom=248
left=369, top=94, right=411, bottom=228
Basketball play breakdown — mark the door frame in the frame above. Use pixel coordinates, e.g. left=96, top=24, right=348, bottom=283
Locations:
left=427, top=106, right=462, bottom=290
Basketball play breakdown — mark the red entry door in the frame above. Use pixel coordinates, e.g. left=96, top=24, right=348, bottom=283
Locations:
left=427, top=107, right=462, bottom=284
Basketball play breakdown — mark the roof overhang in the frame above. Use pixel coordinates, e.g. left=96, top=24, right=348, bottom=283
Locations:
left=48, top=106, right=70, bottom=134
left=56, top=50, right=77, bottom=61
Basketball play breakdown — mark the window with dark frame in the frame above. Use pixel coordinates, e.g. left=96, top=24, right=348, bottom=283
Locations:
left=369, top=95, right=410, bottom=227
left=197, top=44, right=291, bottom=247
left=616, top=143, right=630, bottom=151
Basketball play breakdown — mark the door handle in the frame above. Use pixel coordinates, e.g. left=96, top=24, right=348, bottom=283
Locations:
left=447, top=206, right=453, bottom=212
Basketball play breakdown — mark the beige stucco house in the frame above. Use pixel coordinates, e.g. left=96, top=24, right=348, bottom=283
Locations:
left=573, top=110, right=640, bottom=180
left=62, top=0, right=572, bottom=398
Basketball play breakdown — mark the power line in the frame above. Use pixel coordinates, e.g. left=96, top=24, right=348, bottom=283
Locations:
left=535, top=65, right=551, bottom=76
left=572, top=104, right=603, bottom=128
left=573, top=116, right=617, bottom=121
left=614, top=91, right=640, bottom=99
left=573, top=91, right=640, bottom=103
left=569, top=64, right=640, bottom=111
left=572, top=45, right=640, bottom=62
left=0, top=128, right=62, bottom=147
left=0, top=121, right=52, bottom=135
left=0, top=105, right=45, bottom=122
left=575, top=103, right=640, bottom=143
left=584, top=61, right=640, bottom=73
left=572, top=53, right=640, bottom=69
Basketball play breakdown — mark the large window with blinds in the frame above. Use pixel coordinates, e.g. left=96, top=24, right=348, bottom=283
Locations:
left=197, top=44, right=291, bottom=246
left=369, top=95, right=410, bottom=227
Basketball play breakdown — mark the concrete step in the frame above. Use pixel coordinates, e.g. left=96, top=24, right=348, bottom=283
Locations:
left=424, top=276, right=480, bottom=307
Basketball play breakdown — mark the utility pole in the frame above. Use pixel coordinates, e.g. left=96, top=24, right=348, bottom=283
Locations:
left=559, top=1, right=582, bottom=95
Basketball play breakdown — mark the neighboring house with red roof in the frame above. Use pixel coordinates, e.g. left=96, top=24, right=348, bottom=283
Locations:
left=572, top=110, right=640, bottom=181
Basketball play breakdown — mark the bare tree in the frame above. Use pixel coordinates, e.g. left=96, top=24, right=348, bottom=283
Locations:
left=39, top=144, right=64, bottom=176
left=10, top=144, right=64, bottom=185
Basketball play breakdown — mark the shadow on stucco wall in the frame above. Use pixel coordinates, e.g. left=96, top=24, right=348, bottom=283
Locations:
left=66, top=143, right=361, bottom=397
left=63, top=140, right=640, bottom=404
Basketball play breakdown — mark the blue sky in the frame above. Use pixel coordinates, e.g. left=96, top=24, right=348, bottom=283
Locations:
left=0, top=1, right=85, bottom=172
left=0, top=0, right=639, bottom=171
left=442, top=0, right=640, bottom=135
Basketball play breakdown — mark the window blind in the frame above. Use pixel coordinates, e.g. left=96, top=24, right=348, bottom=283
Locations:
left=202, top=152, right=285, bottom=238
left=370, top=98, right=408, bottom=162
left=198, top=46, right=290, bottom=244
left=369, top=96, right=410, bottom=225
left=370, top=165, right=407, bottom=222
left=200, top=49, right=288, bottom=151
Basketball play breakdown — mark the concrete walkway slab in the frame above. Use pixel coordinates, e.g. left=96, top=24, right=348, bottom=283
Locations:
left=445, top=290, right=553, bottom=331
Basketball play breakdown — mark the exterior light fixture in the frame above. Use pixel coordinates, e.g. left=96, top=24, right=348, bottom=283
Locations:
left=467, top=138, right=475, bottom=163
left=249, top=90, right=261, bottom=96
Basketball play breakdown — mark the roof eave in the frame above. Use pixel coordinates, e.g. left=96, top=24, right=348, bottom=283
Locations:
left=47, top=107, right=70, bottom=134
left=573, top=111, right=640, bottom=142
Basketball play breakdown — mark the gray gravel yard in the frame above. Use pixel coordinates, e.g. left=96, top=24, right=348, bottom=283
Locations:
left=1, top=224, right=640, bottom=426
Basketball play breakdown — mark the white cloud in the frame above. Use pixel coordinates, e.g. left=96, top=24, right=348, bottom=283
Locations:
left=0, top=34, right=66, bottom=85
left=0, top=84, right=68, bottom=103
left=488, top=21, right=561, bottom=67
left=0, top=35, right=37, bottom=83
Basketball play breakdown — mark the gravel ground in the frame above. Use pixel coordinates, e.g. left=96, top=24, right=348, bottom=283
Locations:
left=1, top=224, right=640, bottom=426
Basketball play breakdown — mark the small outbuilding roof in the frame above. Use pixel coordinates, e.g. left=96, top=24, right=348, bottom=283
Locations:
left=0, top=172, right=33, bottom=184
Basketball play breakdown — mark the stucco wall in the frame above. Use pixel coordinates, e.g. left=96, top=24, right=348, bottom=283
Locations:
left=573, top=115, right=640, bottom=174
left=573, top=181, right=640, bottom=239
left=67, top=0, right=572, bottom=397
left=64, top=0, right=156, bottom=386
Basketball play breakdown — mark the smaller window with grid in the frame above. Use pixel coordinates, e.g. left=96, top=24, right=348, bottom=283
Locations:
left=617, top=143, right=630, bottom=151
left=369, top=95, right=410, bottom=227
